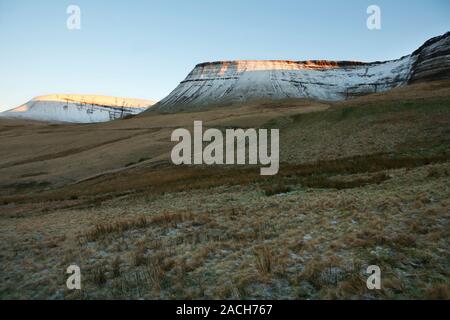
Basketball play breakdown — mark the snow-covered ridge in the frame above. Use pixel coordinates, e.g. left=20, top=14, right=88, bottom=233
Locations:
left=1, top=94, right=155, bottom=123
left=31, top=94, right=153, bottom=108
left=155, top=32, right=450, bottom=112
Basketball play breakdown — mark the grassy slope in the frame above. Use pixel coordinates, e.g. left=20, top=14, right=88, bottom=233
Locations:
left=0, top=81, right=449, bottom=299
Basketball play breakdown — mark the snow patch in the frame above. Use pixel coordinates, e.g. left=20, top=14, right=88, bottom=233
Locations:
left=0, top=94, right=156, bottom=123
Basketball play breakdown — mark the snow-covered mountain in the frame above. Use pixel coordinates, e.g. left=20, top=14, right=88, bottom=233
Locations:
left=0, top=94, right=155, bottom=123
left=155, top=32, right=450, bottom=112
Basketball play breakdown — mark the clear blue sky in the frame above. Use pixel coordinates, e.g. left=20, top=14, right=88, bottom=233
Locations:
left=0, top=0, right=449, bottom=111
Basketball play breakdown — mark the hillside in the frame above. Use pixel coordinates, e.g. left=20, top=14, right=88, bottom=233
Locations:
left=0, top=94, right=155, bottom=123
left=0, top=81, right=448, bottom=194
left=0, top=81, right=449, bottom=299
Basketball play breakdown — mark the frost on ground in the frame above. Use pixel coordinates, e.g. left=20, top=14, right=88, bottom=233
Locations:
left=0, top=162, right=448, bottom=299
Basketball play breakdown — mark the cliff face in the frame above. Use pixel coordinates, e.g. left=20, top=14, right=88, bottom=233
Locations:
left=155, top=32, right=450, bottom=112
left=0, top=94, right=155, bottom=123
left=409, top=32, right=450, bottom=83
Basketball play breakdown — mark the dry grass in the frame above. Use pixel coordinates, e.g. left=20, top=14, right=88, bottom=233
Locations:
left=425, top=284, right=450, bottom=300
left=82, top=215, right=148, bottom=242
left=111, top=257, right=121, bottom=278
left=253, top=246, right=276, bottom=275
left=1, top=160, right=449, bottom=299
left=90, top=265, right=107, bottom=286
left=263, top=181, right=291, bottom=196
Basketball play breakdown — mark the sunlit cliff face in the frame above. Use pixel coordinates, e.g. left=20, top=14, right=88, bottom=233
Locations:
left=1, top=94, right=156, bottom=123
left=31, top=94, right=155, bottom=108
left=155, top=32, right=449, bottom=112
left=157, top=57, right=415, bottom=111
left=193, top=60, right=368, bottom=78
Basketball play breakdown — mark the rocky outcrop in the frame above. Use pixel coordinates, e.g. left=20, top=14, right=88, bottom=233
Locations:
left=409, top=32, right=450, bottom=83
left=154, top=32, right=449, bottom=112
left=1, top=94, right=155, bottom=123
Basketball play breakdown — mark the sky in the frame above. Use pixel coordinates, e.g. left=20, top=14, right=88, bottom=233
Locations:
left=0, top=0, right=449, bottom=112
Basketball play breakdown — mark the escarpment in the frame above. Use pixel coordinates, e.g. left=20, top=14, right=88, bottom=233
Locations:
left=153, top=32, right=449, bottom=112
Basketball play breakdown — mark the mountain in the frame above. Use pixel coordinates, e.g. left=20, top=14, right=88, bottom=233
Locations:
left=0, top=94, right=155, bottom=123
left=154, top=32, right=450, bottom=112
